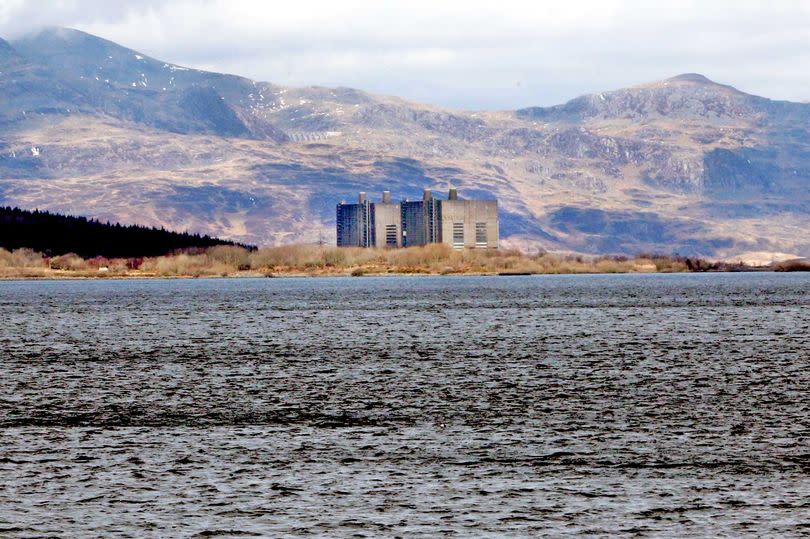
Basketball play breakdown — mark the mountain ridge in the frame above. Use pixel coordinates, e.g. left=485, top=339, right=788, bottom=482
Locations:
left=1, top=27, right=808, bottom=257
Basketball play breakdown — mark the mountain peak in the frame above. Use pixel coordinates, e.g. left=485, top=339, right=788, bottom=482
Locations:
left=517, top=73, right=757, bottom=122
left=20, top=26, right=102, bottom=43
left=668, top=73, right=716, bottom=84
left=636, top=72, right=743, bottom=96
left=14, top=26, right=146, bottom=61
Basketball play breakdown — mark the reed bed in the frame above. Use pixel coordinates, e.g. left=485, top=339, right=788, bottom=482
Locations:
left=0, top=244, right=705, bottom=279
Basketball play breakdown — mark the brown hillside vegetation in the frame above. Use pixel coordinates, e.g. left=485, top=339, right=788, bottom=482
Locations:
left=0, top=244, right=697, bottom=279
left=773, top=258, right=810, bottom=272
left=3, top=29, right=810, bottom=258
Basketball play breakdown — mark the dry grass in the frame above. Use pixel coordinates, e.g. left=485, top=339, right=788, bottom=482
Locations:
left=774, top=258, right=810, bottom=272
left=0, top=244, right=697, bottom=279
left=140, top=253, right=236, bottom=277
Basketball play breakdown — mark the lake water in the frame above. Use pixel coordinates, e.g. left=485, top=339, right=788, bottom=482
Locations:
left=1, top=273, right=809, bottom=537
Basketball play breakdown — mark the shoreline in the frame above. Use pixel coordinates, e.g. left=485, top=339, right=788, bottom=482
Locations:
left=0, top=267, right=789, bottom=282
left=3, top=243, right=808, bottom=281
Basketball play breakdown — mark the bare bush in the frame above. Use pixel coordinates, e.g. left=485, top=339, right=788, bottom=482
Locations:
left=86, top=256, right=111, bottom=269
left=774, top=259, right=810, bottom=272
left=208, top=246, right=251, bottom=270
left=0, top=248, right=12, bottom=268
left=249, top=245, right=322, bottom=269
left=11, top=248, right=46, bottom=268
left=49, top=253, right=88, bottom=271
left=321, top=248, right=347, bottom=267
left=142, top=253, right=232, bottom=276
left=0, top=241, right=707, bottom=278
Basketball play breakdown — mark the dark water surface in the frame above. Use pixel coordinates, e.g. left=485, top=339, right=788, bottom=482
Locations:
left=1, top=273, right=809, bottom=537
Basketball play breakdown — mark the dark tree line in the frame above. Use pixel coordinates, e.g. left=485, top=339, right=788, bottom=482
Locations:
left=0, top=206, right=255, bottom=258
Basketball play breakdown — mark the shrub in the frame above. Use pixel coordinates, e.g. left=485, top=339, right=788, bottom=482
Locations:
left=321, top=248, right=347, bottom=267
left=207, top=245, right=251, bottom=269
left=141, top=253, right=237, bottom=277
left=105, top=259, right=129, bottom=273
left=0, top=242, right=707, bottom=277
left=250, top=245, right=321, bottom=269
left=86, top=256, right=111, bottom=269
left=386, top=243, right=453, bottom=269
left=774, top=259, right=810, bottom=272
left=144, top=254, right=189, bottom=275
left=49, top=253, right=88, bottom=271
left=0, top=248, right=12, bottom=268
left=11, top=248, right=46, bottom=268
left=594, top=258, right=629, bottom=273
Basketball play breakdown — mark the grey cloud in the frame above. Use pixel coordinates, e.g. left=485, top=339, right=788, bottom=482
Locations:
left=0, top=0, right=174, bottom=37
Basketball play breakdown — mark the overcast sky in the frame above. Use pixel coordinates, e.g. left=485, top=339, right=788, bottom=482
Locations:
left=1, top=0, right=808, bottom=110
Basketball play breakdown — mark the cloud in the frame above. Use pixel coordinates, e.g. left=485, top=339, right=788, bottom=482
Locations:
left=1, top=0, right=809, bottom=109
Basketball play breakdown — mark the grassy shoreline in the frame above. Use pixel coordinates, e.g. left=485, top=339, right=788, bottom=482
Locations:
left=1, top=244, right=808, bottom=280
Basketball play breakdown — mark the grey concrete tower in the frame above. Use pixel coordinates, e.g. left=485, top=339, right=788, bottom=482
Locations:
left=338, top=188, right=497, bottom=249
left=373, top=191, right=402, bottom=247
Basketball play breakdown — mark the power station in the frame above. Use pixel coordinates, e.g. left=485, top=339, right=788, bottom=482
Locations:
left=336, top=188, right=498, bottom=249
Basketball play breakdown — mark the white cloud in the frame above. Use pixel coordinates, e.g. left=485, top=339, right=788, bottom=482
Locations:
left=1, top=0, right=809, bottom=108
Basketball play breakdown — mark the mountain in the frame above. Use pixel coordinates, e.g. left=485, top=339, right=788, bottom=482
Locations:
left=1, top=27, right=809, bottom=258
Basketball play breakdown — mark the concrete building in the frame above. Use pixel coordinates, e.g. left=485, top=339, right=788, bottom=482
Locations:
left=400, top=189, right=441, bottom=247
left=336, top=191, right=402, bottom=248
left=438, top=188, right=499, bottom=249
left=337, top=188, right=497, bottom=249
left=373, top=191, right=402, bottom=248
left=336, top=192, right=372, bottom=247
